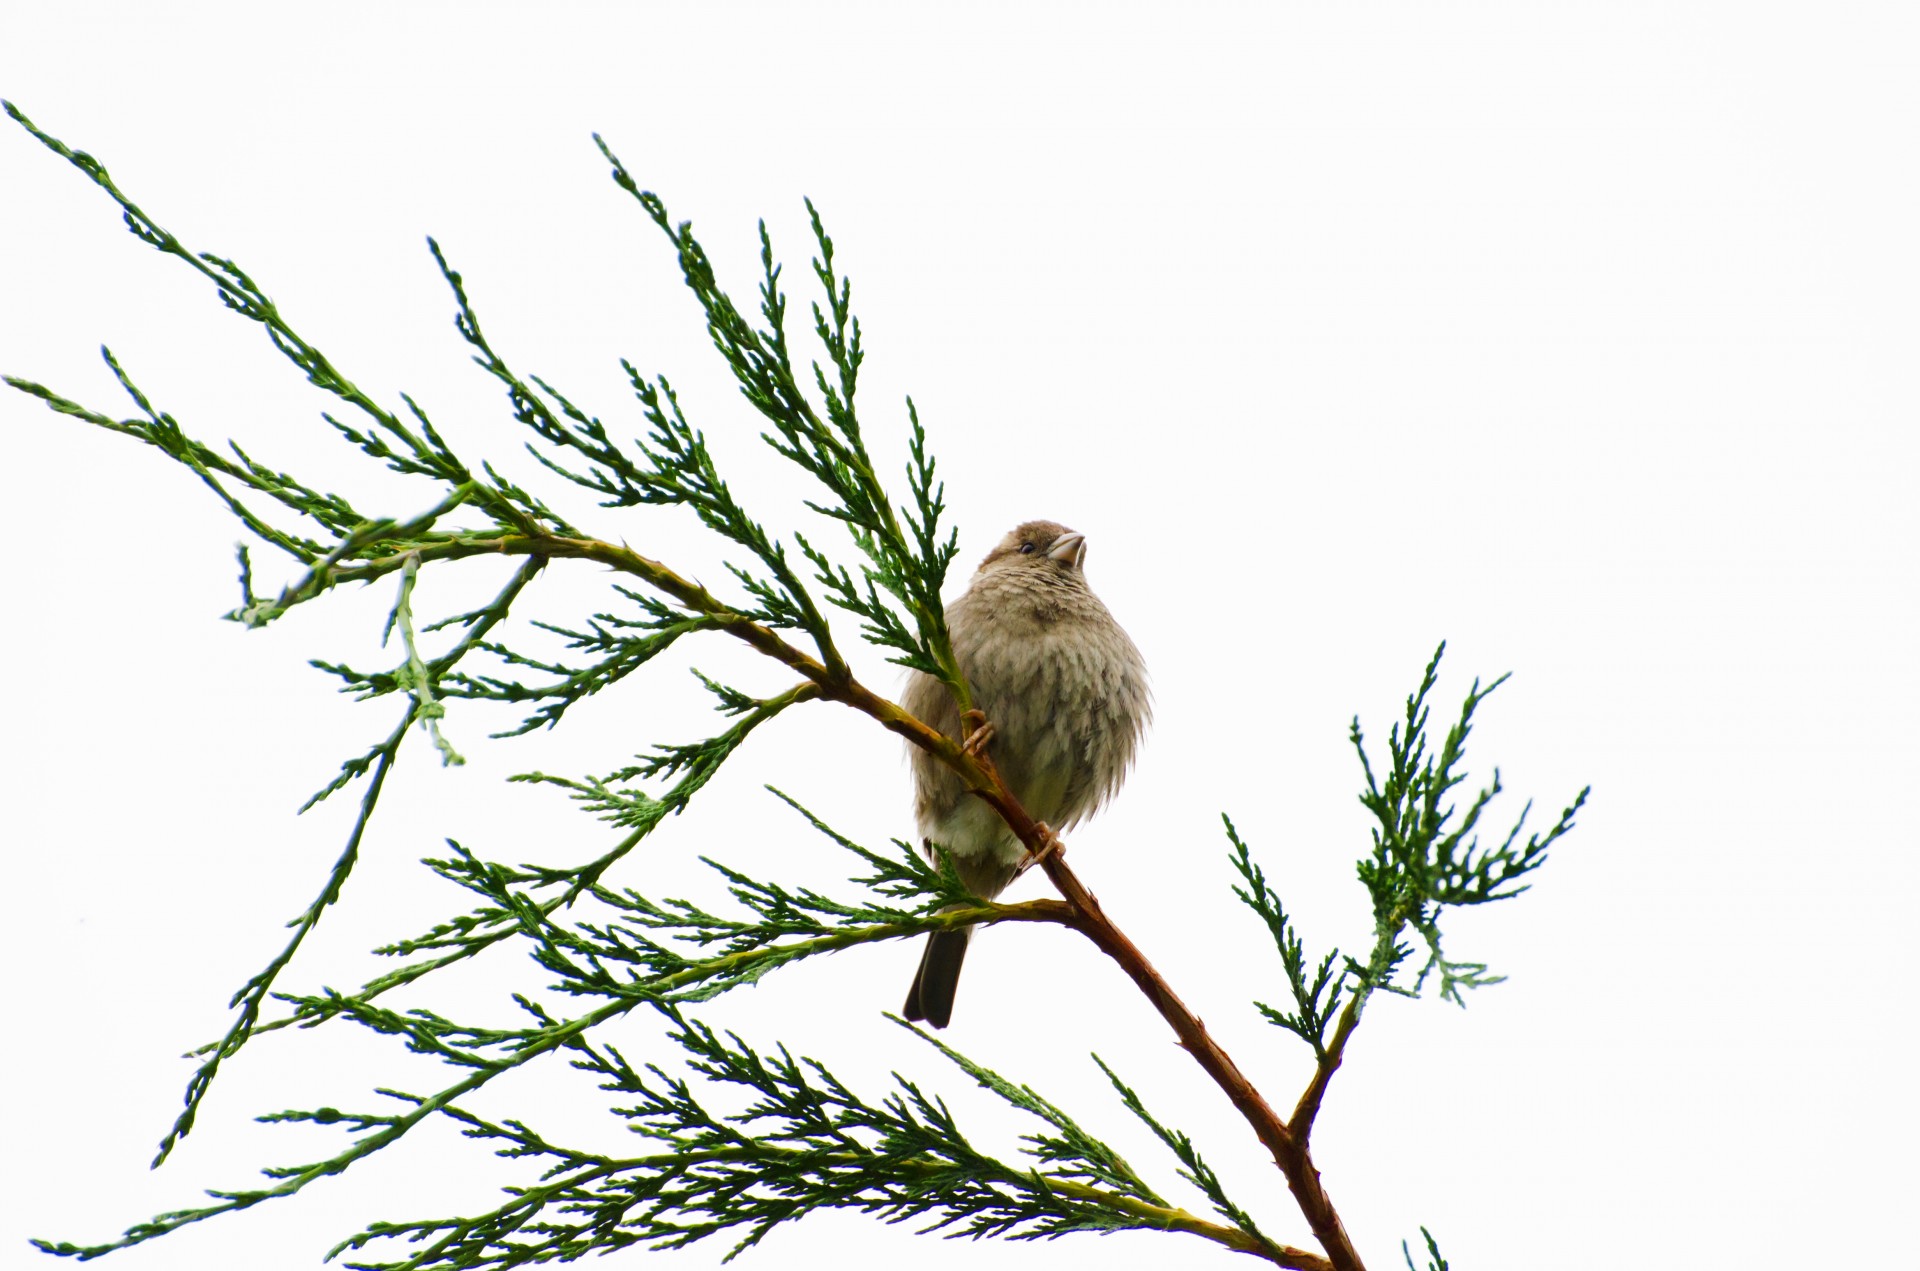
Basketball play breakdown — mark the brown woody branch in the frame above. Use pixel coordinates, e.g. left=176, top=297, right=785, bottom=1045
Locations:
left=1290, top=994, right=1366, bottom=1147
left=958, top=749, right=1366, bottom=1271
left=315, top=528, right=1367, bottom=1270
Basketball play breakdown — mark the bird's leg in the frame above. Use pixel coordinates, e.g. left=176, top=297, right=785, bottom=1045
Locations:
left=957, top=707, right=1056, bottom=872
left=960, top=709, right=997, bottom=758
left=1017, top=823, right=1065, bottom=875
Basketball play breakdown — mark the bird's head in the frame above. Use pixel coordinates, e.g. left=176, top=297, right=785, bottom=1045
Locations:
left=977, top=520, right=1088, bottom=577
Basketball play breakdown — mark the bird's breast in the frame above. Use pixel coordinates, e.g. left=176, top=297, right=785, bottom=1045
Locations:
left=952, top=595, right=1147, bottom=830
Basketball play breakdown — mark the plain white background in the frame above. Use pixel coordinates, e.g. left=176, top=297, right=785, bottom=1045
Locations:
left=4, top=4, right=1915, bottom=1268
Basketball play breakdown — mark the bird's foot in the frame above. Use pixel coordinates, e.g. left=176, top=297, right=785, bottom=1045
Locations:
left=1018, top=823, right=1065, bottom=874
left=960, top=709, right=997, bottom=758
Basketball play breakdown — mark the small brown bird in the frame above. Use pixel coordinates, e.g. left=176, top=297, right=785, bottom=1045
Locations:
left=901, top=520, right=1149, bottom=1028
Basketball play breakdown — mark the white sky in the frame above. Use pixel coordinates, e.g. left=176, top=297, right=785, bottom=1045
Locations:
left=3, top=4, right=1915, bottom=1269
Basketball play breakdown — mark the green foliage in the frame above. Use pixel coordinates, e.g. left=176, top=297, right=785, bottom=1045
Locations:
left=1403, top=1227, right=1450, bottom=1271
left=5, top=95, right=966, bottom=1174
left=318, top=1006, right=1238, bottom=1269
left=10, top=99, right=1590, bottom=1271
left=1227, top=817, right=1345, bottom=1058
left=1228, top=640, right=1588, bottom=1098
left=1094, top=1056, right=1283, bottom=1257
left=1347, top=643, right=1589, bottom=1007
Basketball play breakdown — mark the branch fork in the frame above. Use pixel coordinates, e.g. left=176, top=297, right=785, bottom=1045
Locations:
left=880, top=700, right=1363, bottom=1269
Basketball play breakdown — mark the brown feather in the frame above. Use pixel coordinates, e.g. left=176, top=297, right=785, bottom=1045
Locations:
left=901, top=521, right=1149, bottom=1027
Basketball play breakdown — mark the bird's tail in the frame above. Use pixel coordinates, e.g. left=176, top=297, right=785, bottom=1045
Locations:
left=903, top=927, right=972, bottom=1029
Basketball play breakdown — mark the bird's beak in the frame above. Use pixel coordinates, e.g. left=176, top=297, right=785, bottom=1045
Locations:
left=1046, top=532, right=1086, bottom=568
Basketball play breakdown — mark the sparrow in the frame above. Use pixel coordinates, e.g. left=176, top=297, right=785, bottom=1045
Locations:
left=901, top=520, right=1149, bottom=1028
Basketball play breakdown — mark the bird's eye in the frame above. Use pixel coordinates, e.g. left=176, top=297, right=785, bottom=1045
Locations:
left=1018, top=542, right=1035, bottom=554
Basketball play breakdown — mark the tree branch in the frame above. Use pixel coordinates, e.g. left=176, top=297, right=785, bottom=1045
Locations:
left=1038, top=852, right=1363, bottom=1270
left=1288, top=988, right=1368, bottom=1147
left=870, top=705, right=1366, bottom=1268
left=494, top=518, right=1371, bottom=1266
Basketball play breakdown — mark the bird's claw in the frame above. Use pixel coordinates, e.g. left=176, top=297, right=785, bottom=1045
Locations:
left=960, top=709, right=997, bottom=758
left=1018, top=823, right=1064, bottom=874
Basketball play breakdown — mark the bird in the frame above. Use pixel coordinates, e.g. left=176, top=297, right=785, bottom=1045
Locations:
left=901, top=520, right=1149, bottom=1028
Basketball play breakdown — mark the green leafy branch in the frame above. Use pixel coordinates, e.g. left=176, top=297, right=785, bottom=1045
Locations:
left=4, top=97, right=981, bottom=1174
left=599, top=139, right=964, bottom=695
left=1347, top=642, right=1588, bottom=1007
left=1227, top=643, right=1589, bottom=1165
left=33, top=798, right=1079, bottom=1260
left=315, top=1003, right=1305, bottom=1270
left=1093, top=1055, right=1295, bottom=1262
left=1227, top=818, right=1345, bottom=1060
